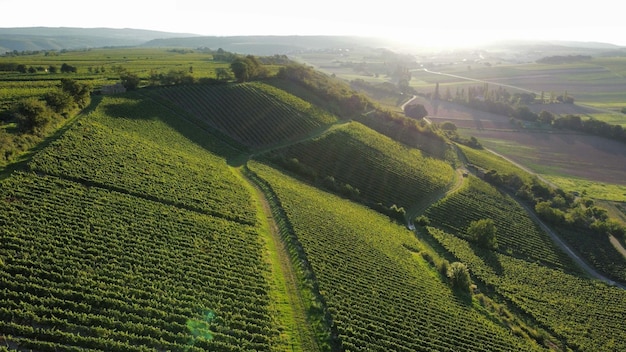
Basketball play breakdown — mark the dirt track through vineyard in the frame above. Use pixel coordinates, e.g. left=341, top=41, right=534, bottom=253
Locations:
left=239, top=167, right=321, bottom=352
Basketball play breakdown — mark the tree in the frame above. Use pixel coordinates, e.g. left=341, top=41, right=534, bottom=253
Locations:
left=404, top=104, right=428, bottom=119
left=433, top=82, right=440, bottom=100
left=467, top=219, right=498, bottom=249
left=447, top=262, right=470, bottom=291
left=440, top=121, right=457, bottom=132
left=215, top=67, right=232, bottom=81
left=43, top=91, right=74, bottom=114
left=120, top=71, right=141, bottom=90
left=230, top=58, right=250, bottom=82
left=230, top=55, right=266, bottom=82
left=60, top=79, right=91, bottom=108
left=14, top=98, right=53, bottom=133
left=60, top=63, right=77, bottom=73
left=538, top=110, right=554, bottom=125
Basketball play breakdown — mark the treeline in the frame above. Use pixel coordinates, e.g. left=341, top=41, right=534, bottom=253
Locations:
left=536, top=55, right=592, bottom=64
left=276, top=63, right=448, bottom=158
left=553, top=114, right=626, bottom=142
left=0, top=62, right=78, bottom=74
left=0, top=78, right=90, bottom=163
left=475, top=164, right=625, bottom=242
left=431, top=84, right=626, bottom=144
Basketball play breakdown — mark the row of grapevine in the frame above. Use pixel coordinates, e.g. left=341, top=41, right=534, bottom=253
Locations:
left=0, top=172, right=279, bottom=351
left=156, top=82, right=338, bottom=148
left=0, top=90, right=293, bottom=350
left=249, top=161, right=541, bottom=351
left=263, top=121, right=454, bottom=210
left=554, top=226, right=626, bottom=282
left=459, top=143, right=626, bottom=281
left=425, top=175, right=580, bottom=272
left=428, top=227, right=626, bottom=351
left=26, top=94, right=254, bottom=224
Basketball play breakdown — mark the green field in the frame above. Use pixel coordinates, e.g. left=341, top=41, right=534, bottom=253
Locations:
left=1, top=46, right=626, bottom=352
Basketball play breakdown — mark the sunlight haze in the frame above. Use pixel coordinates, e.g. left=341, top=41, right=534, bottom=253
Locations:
left=2, top=0, right=625, bottom=48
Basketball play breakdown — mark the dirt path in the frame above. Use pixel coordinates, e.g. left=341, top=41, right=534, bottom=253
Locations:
left=235, top=167, right=321, bottom=352
left=515, top=198, right=625, bottom=289
left=610, top=235, right=626, bottom=259
left=407, top=147, right=467, bottom=228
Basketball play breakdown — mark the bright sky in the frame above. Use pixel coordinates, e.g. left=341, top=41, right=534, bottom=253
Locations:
left=2, top=0, right=625, bottom=48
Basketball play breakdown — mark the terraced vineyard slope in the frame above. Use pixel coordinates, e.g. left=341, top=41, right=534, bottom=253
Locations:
left=156, top=82, right=338, bottom=148
left=424, top=175, right=626, bottom=351
left=263, top=121, right=454, bottom=211
left=425, top=176, right=579, bottom=272
left=248, top=161, right=541, bottom=352
left=0, top=94, right=285, bottom=351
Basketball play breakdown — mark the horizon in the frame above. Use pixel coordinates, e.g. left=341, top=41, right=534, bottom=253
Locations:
left=3, top=0, right=626, bottom=48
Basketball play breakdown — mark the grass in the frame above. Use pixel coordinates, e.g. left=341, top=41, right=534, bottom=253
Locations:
left=232, top=165, right=316, bottom=352
left=541, top=175, right=626, bottom=202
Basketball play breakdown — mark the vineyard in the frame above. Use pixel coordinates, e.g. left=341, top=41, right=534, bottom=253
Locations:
left=263, top=121, right=454, bottom=210
left=0, top=172, right=279, bottom=351
left=156, top=82, right=338, bottom=148
left=428, top=228, right=626, bottom=351
left=425, top=176, right=580, bottom=272
left=0, top=92, right=289, bottom=350
left=2, top=45, right=626, bottom=352
left=458, top=145, right=626, bottom=282
left=26, top=94, right=252, bottom=223
left=248, top=161, right=541, bottom=352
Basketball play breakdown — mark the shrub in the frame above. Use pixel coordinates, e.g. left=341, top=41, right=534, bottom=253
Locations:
left=467, top=219, right=498, bottom=249
left=447, top=262, right=470, bottom=291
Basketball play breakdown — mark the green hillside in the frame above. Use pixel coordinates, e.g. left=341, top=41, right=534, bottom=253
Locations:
left=423, top=175, right=626, bottom=351
left=248, top=161, right=541, bottom=351
left=156, top=82, right=337, bottom=148
left=0, top=93, right=284, bottom=350
left=1, top=47, right=626, bottom=352
left=263, top=121, right=454, bottom=212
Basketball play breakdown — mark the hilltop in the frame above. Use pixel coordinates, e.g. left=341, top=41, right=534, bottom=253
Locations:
left=0, top=27, right=198, bottom=52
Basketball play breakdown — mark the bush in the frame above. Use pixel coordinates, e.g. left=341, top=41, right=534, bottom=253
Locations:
left=467, top=219, right=498, bottom=249
left=447, top=262, right=470, bottom=291
left=415, top=215, right=430, bottom=226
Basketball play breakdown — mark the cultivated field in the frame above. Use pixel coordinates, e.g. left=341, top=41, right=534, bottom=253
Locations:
left=417, top=96, right=626, bottom=199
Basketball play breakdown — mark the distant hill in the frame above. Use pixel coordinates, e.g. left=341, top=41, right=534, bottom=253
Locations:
left=0, top=27, right=199, bottom=52
left=2, top=27, right=625, bottom=57
left=141, top=35, right=398, bottom=54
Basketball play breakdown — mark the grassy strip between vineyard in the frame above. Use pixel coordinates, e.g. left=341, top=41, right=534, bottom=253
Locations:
left=241, top=165, right=336, bottom=352
left=231, top=165, right=321, bottom=352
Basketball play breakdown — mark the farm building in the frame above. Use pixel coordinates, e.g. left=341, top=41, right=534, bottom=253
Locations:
left=101, top=83, right=126, bottom=94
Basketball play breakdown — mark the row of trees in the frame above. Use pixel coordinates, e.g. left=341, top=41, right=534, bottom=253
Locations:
left=429, top=83, right=626, bottom=144
left=0, top=62, right=78, bottom=73
left=480, top=166, right=625, bottom=240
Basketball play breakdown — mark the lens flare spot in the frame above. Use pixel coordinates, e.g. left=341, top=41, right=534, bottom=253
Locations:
left=187, top=310, right=216, bottom=342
